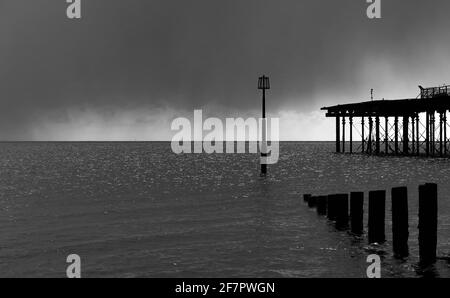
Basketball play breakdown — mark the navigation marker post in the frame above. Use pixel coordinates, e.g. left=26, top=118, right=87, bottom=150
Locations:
left=258, top=75, right=270, bottom=175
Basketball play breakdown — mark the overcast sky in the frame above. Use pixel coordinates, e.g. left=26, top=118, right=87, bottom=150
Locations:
left=1, top=0, right=450, bottom=140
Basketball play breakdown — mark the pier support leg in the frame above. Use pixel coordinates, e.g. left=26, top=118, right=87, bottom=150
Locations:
left=394, top=116, right=399, bottom=155
left=426, top=112, right=430, bottom=157
left=375, top=117, right=380, bottom=154
left=362, top=117, right=365, bottom=153
left=350, top=117, right=353, bottom=154
left=416, top=114, right=420, bottom=155
left=350, top=192, right=364, bottom=235
left=445, top=112, right=448, bottom=156
left=411, top=116, right=415, bottom=155
left=368, top=117, right=373, bottom=154
left=368, top=190, right=386, bottom=244
left=440, top=112, right=444, bottom=157
left=403, top=116, right=409, bottom=155
left=392, top=187, right=409, bottom=258
left=433, top=113, right=437, bottom=156
left=336, top=117, right=341, bottom=153
left=385, top=117, right=389, bottom=154
left=342, top=117, right=346, bottom=153
left=431, top=112, right=435, bottom=156
left=419, top=183, right=438, bottom=266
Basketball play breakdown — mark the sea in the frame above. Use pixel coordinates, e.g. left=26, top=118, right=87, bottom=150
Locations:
left=0, top=141, right=449, bottom=277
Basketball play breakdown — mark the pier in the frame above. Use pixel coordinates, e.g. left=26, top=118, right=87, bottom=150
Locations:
left=321, top=85, right=450, bottom=157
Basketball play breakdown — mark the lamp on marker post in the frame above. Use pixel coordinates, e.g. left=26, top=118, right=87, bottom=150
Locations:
left=258, top=75, right=270, bottom=174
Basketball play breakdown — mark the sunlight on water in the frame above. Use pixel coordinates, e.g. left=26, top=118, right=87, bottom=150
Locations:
left=0, top=142, right=449, bottom=277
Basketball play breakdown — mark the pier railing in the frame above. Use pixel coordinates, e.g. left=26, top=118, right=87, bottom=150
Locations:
left=420, top=85, right=450, bottom=99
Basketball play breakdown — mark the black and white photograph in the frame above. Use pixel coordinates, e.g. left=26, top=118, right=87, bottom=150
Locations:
left=1, top=0, right=450, bottom=288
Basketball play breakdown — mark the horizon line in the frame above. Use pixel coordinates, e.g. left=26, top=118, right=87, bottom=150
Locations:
left=0, top=140, right=338, bottom=143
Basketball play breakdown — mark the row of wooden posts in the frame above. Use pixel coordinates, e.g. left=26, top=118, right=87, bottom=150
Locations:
left=304, top=183, right=438, bottom=265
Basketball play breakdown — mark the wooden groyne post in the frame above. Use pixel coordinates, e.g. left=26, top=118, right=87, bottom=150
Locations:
left=350, top=192, right=364, bottom=235
left=316, top=196, right=327, bottom=216
left=368, top=190, right=386, bottom=244
left=418, top=183, right=438, bottom=265
left=336, top=194, right=349, bottom=228
left=308, top=196, right=317, bottom=208
left=304, top=183, right=440, bottom=268
left=327, top=194, right=338, bottom=221
left=303, top=194, right=311, bottom=203
left=391, top=187, right=409, bottom=257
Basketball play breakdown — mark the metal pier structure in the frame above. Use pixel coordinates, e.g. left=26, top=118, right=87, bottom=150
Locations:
left=321, top=85, right=450, bottom=157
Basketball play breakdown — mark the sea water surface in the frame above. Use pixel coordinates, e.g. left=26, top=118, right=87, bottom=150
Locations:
left=0, top=142, right=450, bottom=277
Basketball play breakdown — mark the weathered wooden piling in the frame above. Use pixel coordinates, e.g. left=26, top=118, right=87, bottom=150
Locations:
left=418, top=183, right=438, bottom=265
left=303, top=194, right=311, bottom=203
left=368, top=190, right=386, bottom=244
left=327, top=194, right=338, bottom=221
left=391, top=187, right=409, bottom=258
left=336, top=194, right=349, bottom=228
left=316, top=196, right=327, bottom=216
left=350, top=192, right=364, bottom=234
left=308, top=196, right=317, bottom=208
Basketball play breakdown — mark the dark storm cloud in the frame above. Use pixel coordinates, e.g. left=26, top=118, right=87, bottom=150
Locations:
left=1, top=0, right=450, bottom=139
